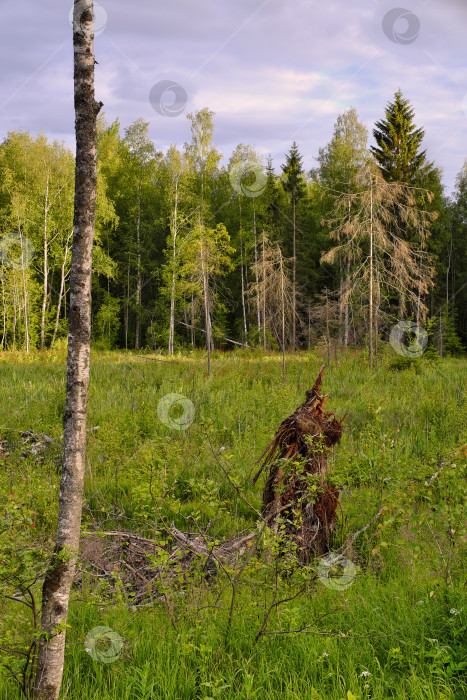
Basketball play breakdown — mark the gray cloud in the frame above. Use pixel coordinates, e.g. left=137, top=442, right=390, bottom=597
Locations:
left=0, top=0, right=465, bottom=190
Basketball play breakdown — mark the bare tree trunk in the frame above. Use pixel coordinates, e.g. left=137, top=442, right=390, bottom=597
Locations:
left=168, top=180, right=178, bottom=356
left=169, top=268, right=176, bottom=355
left=12, top=275, right=17, bottom=349
left=190, top=290, right=195, bottom=346
left=253, top=209, right=261, bottom=334
left=262, top=231, right=266, bottom=351
left=292, top=195, right=296, bottom=351
left=40, top=177, right=50, bottom=351
left=13, top=214, right=30, bottom=352
left=280, top=250, right=286, bottom=382
left=416, top=253, right=423, bottom=327
left=124, top=253, right=130, bottom=349
left=439, top=312, right=443, bottom=357
left=369, top=173, right=373, bottom=370
left=34, top=4, right=102, bottom=697
left=344, top=257, right=350, bottom=347
left=200, top=236, right=212, bottom=374
left=446, top=234, right=452, bottom=308
left=240, top=240, right=247, bottom=340
left=51, top=231, right=72, bottom=349
left=1, top=265, right=6, bottom=349
left=135, top=191, right=142, bottom=349
left=20, top=231, right=30, bottom=352
left=374, top=250, right=381, bottom=368
left=325, top=289, right=330, bottom=368
left=238, top=200, right=247, bottom=341
left=338, top=255, right=343, bottom=345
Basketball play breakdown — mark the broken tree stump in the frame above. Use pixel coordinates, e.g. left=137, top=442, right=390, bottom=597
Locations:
left=251, top=365, right=346, bottom=560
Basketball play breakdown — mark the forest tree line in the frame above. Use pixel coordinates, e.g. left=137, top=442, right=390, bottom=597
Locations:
left=0, top=90, right=466, bottom=356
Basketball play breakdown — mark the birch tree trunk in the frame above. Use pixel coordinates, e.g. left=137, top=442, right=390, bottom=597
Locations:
left=200, top=236, right=212, bottom=375
left=1, top=265, right=6, bottom=349
left=191, top=290, right=195, bottom=346
left=40, top=177, right=50, bottom=351
left=262, top=231, right=267, bottom=351
left=240, top=240, right=247, bottom=340
left=50, top=231, right=72, bottom=349
left=34, top=3, right=102, bottom=697
left=124, top=253, right=130, bottom=349
left=12, top=276, right=17, bottom=348
left=13, top=210, right=30, bottom=352
left=168, top=180, right=178, bottom=356
left=135, top=189, right=142, bottom=349
left=325, top=289, right=330, bottom=368
left=20, top=230, right=30, bottom=353
left=369, top=172, right=374, bottom=370
left=253, top=209, right=261, bottom=334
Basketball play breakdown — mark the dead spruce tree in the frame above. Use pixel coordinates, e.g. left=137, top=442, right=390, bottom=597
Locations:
left=249, top=234, right=293, bottom=362
left=34, top=3, right=102, bottom=698
left=322, top=164, right=436, bottom=368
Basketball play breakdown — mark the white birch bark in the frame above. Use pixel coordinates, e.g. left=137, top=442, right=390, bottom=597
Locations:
left=34, top=3, right=102, bottom=697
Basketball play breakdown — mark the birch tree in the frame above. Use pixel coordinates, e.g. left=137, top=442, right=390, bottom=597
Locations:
left=182, top=222, right=234, bottom=370
left=122, top=119, right=156, bottom=349
left=34, top=2, right=102, bottom=697
left=159, top=145, right=188, bottom=355
left=227, top=144, right=266, bottom=343
left=184, top=109, right=222, bottom=371
left=317, top=108, right=370, bottom=345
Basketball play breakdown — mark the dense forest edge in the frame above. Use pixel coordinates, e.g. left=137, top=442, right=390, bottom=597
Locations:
left=1, top=90, right=466, bottom=359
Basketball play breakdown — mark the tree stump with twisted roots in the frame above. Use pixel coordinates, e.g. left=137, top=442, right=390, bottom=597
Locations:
left=252, top=365, right=346, bottom=560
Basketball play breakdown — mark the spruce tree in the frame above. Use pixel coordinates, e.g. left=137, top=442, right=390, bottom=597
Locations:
left=372, top=90, right=432, bottom=184
left=281, top=142, right=306, bottom=349
left=372, top=91, right=441, bottom=321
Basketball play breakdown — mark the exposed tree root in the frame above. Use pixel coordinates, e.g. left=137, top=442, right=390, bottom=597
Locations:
left=77, top=367, right=346, bottom=600
left=252, top=365, right=346, bottom=559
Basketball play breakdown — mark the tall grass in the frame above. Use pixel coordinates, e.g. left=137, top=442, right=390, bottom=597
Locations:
left=0, top=347, right=466, bottom=699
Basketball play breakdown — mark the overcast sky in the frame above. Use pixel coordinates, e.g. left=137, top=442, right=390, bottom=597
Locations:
left=1, top=0, right=466, bottom=192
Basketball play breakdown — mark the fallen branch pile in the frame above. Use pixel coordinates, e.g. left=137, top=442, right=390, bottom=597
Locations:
left=78, top=527, right=257, bottom=605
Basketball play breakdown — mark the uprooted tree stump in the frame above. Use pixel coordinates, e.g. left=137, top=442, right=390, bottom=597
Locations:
left=251, top=365, right=346, bottom=560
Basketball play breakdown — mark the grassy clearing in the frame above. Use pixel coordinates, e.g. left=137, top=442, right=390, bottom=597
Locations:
left=0, top=347, right=466, bottom=699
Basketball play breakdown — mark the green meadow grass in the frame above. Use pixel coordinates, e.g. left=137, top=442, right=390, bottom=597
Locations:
left=0, top=347, right=466, bottom=699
